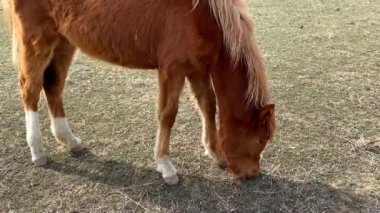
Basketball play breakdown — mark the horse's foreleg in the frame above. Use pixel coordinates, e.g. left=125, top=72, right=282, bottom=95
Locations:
left=43, top=38, right=84, bottom=154
left=19, top=42, right=55, bottom=166
left=187, top=73, right=225, bottom=166
left=154, top=65, right=185, bottom=185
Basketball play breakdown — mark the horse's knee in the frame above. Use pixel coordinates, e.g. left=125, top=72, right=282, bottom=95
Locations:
left=158, top=107, right=178, bottom=128
left=20, top=77, right=43, bottom=111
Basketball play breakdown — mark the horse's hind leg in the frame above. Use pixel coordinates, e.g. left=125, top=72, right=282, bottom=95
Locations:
left=187, top=72, right=225, bottom=166
left=18, top=38, right=56, bottom=166
left=155, top=63, right=185, bottom=185
left=43, top=37, right=84, bottom=154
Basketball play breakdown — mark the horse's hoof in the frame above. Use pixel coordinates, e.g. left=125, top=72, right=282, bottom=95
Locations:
left=33, top=156, right=48, bottom=167
left=70, top=144, right=85, bottom=155
left=217, top=161, right=227, bottom=170
left=204, top=149, right=211, bottom=157
left=163, top=175, right=179, bottom=185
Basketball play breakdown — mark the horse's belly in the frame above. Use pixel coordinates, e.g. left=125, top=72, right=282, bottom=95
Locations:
left=61, top=29, right=156, bottom=69
left=54, top=1, right=159, bottom=69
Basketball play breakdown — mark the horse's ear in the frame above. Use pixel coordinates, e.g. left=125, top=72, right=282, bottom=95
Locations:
left=259, top=104, right=275, bottom=122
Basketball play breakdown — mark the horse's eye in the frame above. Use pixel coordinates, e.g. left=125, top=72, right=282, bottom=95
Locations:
left=259, top=140, right=265, bottom=144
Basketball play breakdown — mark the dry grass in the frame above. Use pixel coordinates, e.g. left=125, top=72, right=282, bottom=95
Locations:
left=0, top=0, right=379, bottom=212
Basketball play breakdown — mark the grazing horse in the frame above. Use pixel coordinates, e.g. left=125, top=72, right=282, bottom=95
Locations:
left=3, top=0, right=276, bottom=185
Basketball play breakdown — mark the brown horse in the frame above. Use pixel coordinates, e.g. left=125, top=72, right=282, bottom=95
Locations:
left=3, top=0, right=276, bottom=185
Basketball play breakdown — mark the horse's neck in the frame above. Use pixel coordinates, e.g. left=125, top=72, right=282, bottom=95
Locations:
left=211, top=59, right=253, bottom=123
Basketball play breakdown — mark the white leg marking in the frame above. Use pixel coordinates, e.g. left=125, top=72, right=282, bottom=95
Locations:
left=201, top=116, right=211, bottom=155
left=156, top=157, right=179, bottom=185
left=25, top=111, right=46, bottom=165
left=156, top=157, right=177, bottom=178
left=51, top=117, right=83, bottom=152
left=12, top=30, right=19, bottom=69
left=201, top=116, right=218, bottom=160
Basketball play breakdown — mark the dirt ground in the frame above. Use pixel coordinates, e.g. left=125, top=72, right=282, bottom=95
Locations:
left=0, top=0, right=379, bottom=212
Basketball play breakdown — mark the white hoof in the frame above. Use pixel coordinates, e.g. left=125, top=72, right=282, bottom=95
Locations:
left=204, top=149, right=211, bottom=156
left=70, top=143, right=85, bottom=154
left=156, top=158, right=179, bottom=185
left=204, top=147, right=218, bottom=160
left=33, top=155, right=48, bottom=167
left=163, top=175, right=179, bottom=185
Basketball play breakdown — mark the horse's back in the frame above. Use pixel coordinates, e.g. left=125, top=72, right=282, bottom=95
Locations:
left=13, top=0, right=222, bottom=69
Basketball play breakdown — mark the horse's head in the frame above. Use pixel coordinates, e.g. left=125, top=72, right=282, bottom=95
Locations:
left=220, top=104, right=276, bottom=179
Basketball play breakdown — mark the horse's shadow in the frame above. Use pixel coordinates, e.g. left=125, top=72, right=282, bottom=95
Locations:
left=47, top=150, right=376, bottom=212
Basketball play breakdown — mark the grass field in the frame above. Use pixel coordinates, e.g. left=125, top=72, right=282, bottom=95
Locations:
left=0, top=0, right=379, bottom=212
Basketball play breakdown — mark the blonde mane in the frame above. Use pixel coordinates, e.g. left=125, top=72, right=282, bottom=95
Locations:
left=202, top=0, right=270, bottom=107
